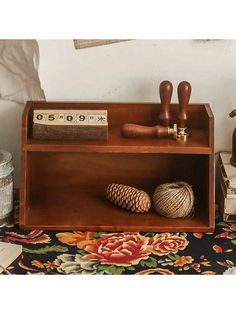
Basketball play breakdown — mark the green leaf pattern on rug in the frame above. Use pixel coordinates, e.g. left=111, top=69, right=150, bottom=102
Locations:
left=97, top=265, right=126, bottom=274
left=77, top=249, right=89, bottom=256
left=216, top=222, right=230, bottom=227
left=23, top=245, right=68, bottom=254
left=92, top=232, right=107, bottom=239
left=140, top=257, right=157, bottom=268
left=231, top=239, right=236, bottom=245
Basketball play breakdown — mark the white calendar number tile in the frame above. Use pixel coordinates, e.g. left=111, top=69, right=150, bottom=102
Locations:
left=65, top=114, right=76, bottom=123
left=89, top=115, right=96, bottom=123
left=35, top=113, right=46, bottom=122
left=77, top=114, right=88, bottom=123
left=46, top=113, right=58, bottom=122
left=33, top=109, right=107, bottom=125
left=58, top=114, right=65, bottom=123
left=96, top=114, right=107, bottom=124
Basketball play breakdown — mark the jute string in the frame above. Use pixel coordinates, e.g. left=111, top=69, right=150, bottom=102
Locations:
left=153, top=181, right=194, bottom=218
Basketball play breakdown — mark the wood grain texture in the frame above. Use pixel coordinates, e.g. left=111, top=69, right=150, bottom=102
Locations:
left=22, top=188, right=211, bottom=232
left=20, top=100, right=215, bottom=232
left=120, top=123, right=169, bottom=138
left=158, top=80, right=173, bottom=126
left=178, top=81, right=192, bottom=128
left=33, top=124, right=108, bottom=141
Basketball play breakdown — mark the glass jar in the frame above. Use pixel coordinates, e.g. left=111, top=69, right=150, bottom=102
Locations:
left=0, top=150, right=14, bottom=227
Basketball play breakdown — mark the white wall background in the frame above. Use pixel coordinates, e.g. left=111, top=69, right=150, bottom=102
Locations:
left=38, top=39, right=236, bottom=152
left=2, top=39, right=236, bottom=187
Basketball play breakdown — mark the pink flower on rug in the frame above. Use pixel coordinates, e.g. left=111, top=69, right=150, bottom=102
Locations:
left=193, top=233, right=203, bottom=239
left=214, top=233, right=234, bottom=239
left=137, top=268, right=174, bottom=275
left=148, top=233, right=188, bottom=256
left=4, top=230, right=50, bottom=244
left=84, top=232, right=150, bottom=266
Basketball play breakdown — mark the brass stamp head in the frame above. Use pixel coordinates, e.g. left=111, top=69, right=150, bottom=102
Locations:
left=177, top=127, right=189, bottom=141
left=168, top=123, right=178, bottom=139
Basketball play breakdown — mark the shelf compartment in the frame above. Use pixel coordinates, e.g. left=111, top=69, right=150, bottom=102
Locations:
left=22, top=101, right=213, bottom=155
left=23, top=188, right=211, bottom=232
left=20, top=151, right=213, bottom=232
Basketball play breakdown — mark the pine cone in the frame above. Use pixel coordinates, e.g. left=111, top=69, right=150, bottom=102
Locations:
left=105, top=183, right=151, bottom=213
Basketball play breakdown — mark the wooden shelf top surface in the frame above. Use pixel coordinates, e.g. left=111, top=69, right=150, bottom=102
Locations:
left=24, top=127, right=212, bottom=154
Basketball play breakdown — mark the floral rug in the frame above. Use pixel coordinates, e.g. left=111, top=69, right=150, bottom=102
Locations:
left=1, top=202, right=236, bottom=274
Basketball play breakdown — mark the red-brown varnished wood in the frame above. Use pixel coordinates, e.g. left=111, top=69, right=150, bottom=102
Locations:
left=24, top=132, right=211, bottom=154
left=158, top=80, right=173, bottom=126
left=177, top=81, right=191, bottom=128
left=22, top=188, right=210, bottom=232
left=120, top=123, right=170, bottom=138
left=208, top=108, right=215, bottom=230
left=20, top=101, right=215, bottom=232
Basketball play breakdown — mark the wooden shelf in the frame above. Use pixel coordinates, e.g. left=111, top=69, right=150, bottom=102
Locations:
left=24, top=126, right=212, bottom=154
left=20, top=101, right=215, bottom=232
left=22, top=187, right=211, bottom=232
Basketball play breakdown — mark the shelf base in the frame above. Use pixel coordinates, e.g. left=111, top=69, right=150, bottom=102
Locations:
left=20, top=188, right=212, bottom=232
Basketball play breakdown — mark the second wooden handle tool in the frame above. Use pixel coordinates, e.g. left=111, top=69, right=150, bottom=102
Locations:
left=177, top=81, right=191, bottom=128
left=121, top=123, right=176, bottom=138
left=158, top=80, right=173, bottom=126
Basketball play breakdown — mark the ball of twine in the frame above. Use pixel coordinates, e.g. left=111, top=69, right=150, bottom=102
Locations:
left=153, top=181, right=194, bottom=218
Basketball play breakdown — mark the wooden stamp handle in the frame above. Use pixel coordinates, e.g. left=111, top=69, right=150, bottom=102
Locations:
left=177, top=81, right=191, bottom=128
left=121, top=123, right=169, bottom=138
left=158, top=80, right=173, bottom=126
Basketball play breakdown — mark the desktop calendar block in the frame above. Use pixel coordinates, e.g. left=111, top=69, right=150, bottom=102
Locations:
left=32, top=109, right=108, bottom=140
